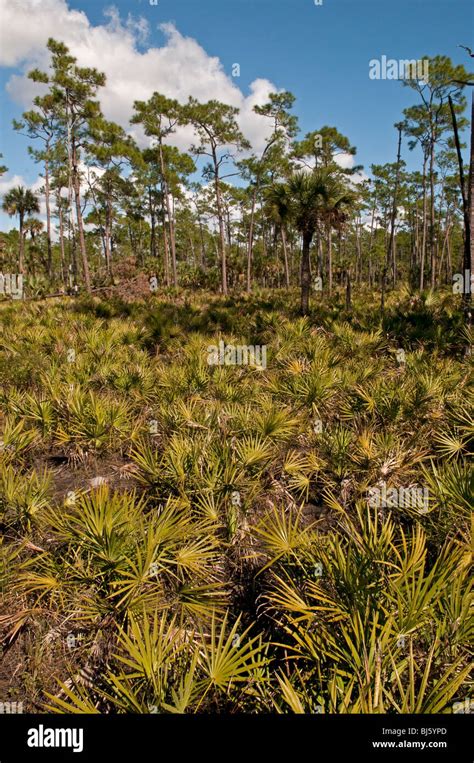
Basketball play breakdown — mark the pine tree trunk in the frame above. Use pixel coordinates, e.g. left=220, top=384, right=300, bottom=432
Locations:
left=368, top=196, right=377, bottom=287
left=429, top=138, right=436, bottom=288
left=246, top=188, right=257, bottom=293
left=468, top=91, right=474, bottom=325
left=159, top=141, right=177, bottom=287
left=58, top=203, right=66, bottom=288
left=72, top=137, right=91, bottom=292
left=345, top=269, right=352, bottom=309
left=328, top=224, right=333, bottom=295
left=105, top=196, right=112, bottom=278
left=198, top=218, right=206, bottom=269
left=213, top=149, right=227, bottom=295
left=301, top=231, right=312, bottom=315
left=387, top=125, right=402, bottom=287
left=149, top=188, right=157, bottom=260
left=450, top=93, right=472, bottom=324
left=169, top=193, right=177, bottom=286
left=161, top=194, right=170, bottom=287
left=420, top=153, right=428, bottom=290
left=44, top=156, right=53, bottom=279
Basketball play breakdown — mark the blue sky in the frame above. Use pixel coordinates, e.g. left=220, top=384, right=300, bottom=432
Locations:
left=0, top=0, right=472, bottom=229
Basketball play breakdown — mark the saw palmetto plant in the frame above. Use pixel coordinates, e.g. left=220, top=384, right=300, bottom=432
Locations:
left=0, top=291, right=472, bottom=714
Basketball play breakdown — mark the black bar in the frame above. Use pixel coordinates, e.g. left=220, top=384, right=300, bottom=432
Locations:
left=0, top=713, right=471, bottom=762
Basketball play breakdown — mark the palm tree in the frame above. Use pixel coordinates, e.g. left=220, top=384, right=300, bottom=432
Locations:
left=25, top=217, right=43, bottom=241
left=2, top=186, right=40, bottom=273
left=270, top=170, right=355, bottom=313
left=285, top=171, right=329, bottom=314
left=24, top=218, right=44, bottom=277
left=265, top=183, right=292, bottom=288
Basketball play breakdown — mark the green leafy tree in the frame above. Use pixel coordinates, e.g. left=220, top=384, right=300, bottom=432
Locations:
left=239, top=91, right=298, bottom=291
left=2, top=186, right=40, bottom=273
left=402, top=55, right=473, bottom=287
left=29, top=38, right=106, bottom=291
left=131, top=94, right=184, bottom=286
left=181, top=98, right=250, bottom=294
left=88, top=117, right=138, bottom=278
left=13, top=93, right=58, bottom=277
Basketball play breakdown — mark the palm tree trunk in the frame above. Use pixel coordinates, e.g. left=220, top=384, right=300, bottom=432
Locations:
left=281, top=226, right=290, bottom=288
left=18, top=211, right=25, bottom=274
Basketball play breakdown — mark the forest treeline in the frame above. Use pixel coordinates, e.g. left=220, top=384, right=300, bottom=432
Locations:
left=1, top=40, right=473, bottom=315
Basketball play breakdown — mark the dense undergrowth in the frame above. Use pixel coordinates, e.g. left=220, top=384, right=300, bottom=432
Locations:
left=0, top=286, right=472, bottom=713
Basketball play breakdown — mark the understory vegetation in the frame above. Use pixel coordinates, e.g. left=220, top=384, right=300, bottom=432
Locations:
left=0, top=288, right=472, bottom=714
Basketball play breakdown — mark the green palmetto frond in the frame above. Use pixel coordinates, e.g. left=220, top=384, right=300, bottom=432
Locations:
left=130, top=439, right=161, bottom=486
left=9, top=393, right=55, bottom=437
left=54, top=389, right=133, bottom=451
left=47, top=486, right=143, bottom=562
left=423, top=460, right=473, bottom=521
left=433, top=429, right=469, bottom=459
left=171, top=581, right=228, bottom=621
left=385, top=637, right=472, bottom=714
left=332, top=323, right=388, bottom=356
left=1, top=294, right=472, bottom=716
left=0, top=416, right=38, bottom=461
left=276, top=366, right=339, bottom=407
left=251, top=400, right=301, bottom=442
left=110, top=613, right=187, bottom=704
left=252, top=505, right=315, bottom=572
left=44, top=681, right=100, bottom=714
left=273, top=669, right=314, bottom=713
left=234, top=434, right=275, bottom=470
left=0, top=465, right=52, bottom=531
left=15, top=551, right=70, bottom=610
left=196, top=613, right=268, bottom=700
left=283, top=449, right=321, bottom=499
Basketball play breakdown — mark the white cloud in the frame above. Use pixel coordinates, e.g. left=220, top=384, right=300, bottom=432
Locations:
left=0, top=0, right=278, bottom=155
left=0, top=174, right=30, bottom=196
